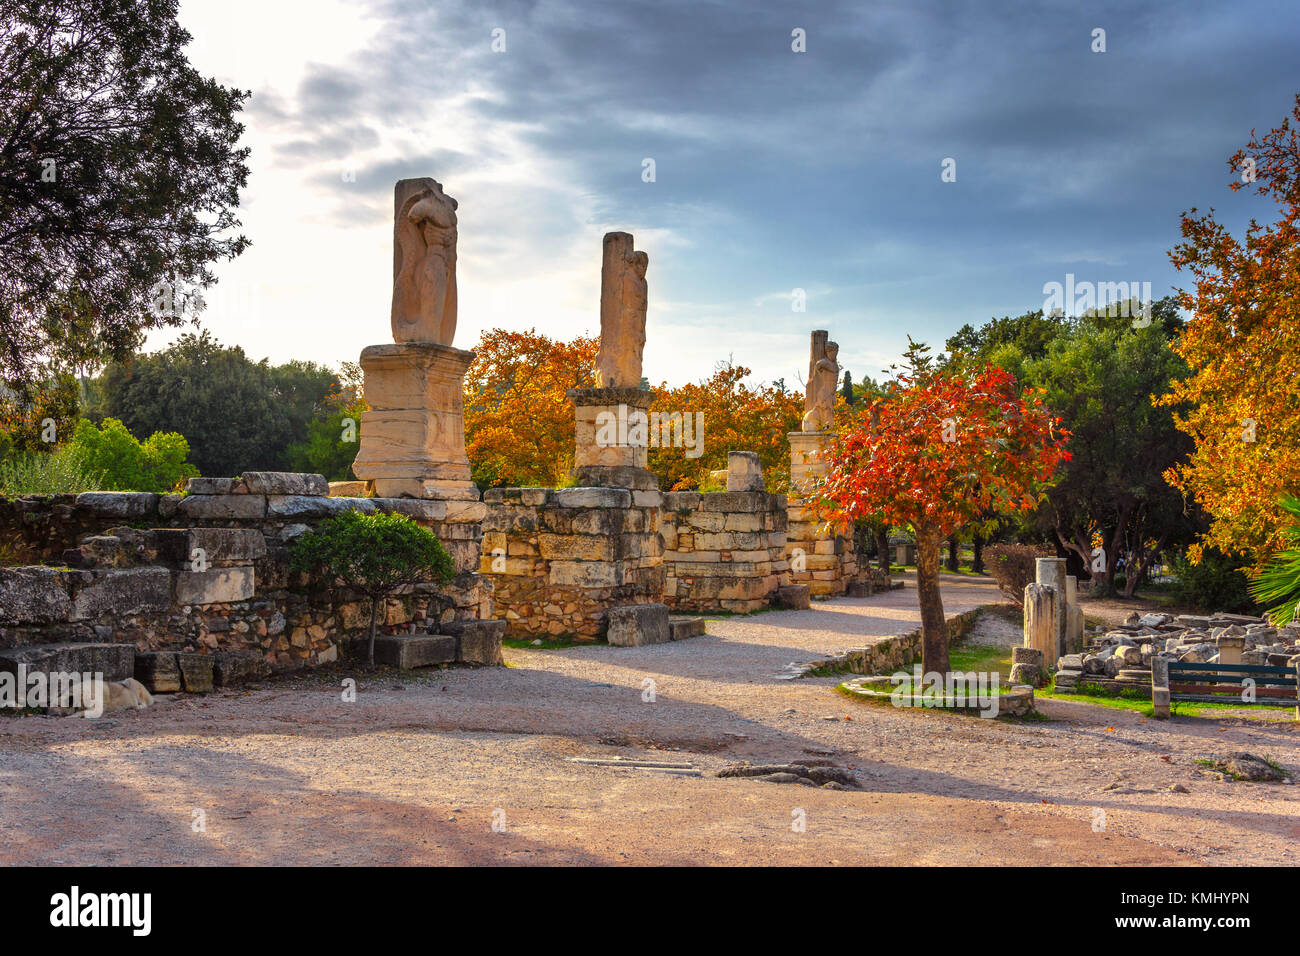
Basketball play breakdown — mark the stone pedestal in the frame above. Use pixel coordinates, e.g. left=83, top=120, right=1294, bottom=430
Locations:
left=352, top=342, right=479, bottom=500
left=785, top=431, right=857, bottom=597
left=566, top=386, right=658, bottom=491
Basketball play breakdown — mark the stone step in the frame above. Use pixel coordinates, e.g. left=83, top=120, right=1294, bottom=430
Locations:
left=606, top=603, right=671, bottom=646
left=0, top=642, right=134, bottom=681
left=775, top=585, right=810, bottom=609
left=668, top=616, right=706, bottom=641
left=373, top=633, right=457, bottom=669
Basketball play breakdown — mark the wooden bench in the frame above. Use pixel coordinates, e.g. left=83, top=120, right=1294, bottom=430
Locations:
left=1152, top=658, right=1300, bottom=718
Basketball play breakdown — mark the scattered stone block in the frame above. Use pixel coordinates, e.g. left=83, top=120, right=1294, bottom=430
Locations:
left=668, top=616, right=706, bottom=641
left=0, top=642, right=135, bottom=682
left=212, top=650, right=272, bottom=686
left=725, top=451, right=764, bottom=492
left=373, top=633, right=456, bottom=668
left=441, top=620, right=505, bottom=665
left=776, top=585, right=811, bottom=609
left=606, top=603, right=671, bottom=646
left=176, top=653, right=214, bottom=693
left=134, top=651, right=182, bottom=693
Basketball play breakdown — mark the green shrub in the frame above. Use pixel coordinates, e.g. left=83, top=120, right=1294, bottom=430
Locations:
left=69, top=418, right=198, bottom=493
left=289, top=510, right=455, bottom=665
left=1169, top=547, right=1258, bottom=614
left=0, top=446, right=104, bottom=496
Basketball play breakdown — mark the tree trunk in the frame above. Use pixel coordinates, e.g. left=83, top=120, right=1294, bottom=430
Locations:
left=945, top=537, right=959, bottom=572
left=916, top=527, right=950, bottom=676
left=367, top=596, right=379, bottom=666
left=971, top=532, right=984, bottom=574
left=876, top=528, right=890, bottom=572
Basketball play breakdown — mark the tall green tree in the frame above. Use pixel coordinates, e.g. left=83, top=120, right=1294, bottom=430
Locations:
left=89, top=332, right=338, bottom=477
left=948, top=297, right=1195, bottom=596
left=0, top=0, right=250, bottom=385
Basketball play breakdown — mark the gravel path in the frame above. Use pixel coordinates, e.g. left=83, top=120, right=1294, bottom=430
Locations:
left=2, top=572, right=1297, bottom=866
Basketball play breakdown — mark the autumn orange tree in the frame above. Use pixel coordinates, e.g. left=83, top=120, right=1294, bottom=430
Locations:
left=649, top=361, right=802, bottom=491
left=1158, top=94, right=1300, bottom=564
left=814, top=341, right=1070, bottom=674
left=463, top=328, right=598, bottom=487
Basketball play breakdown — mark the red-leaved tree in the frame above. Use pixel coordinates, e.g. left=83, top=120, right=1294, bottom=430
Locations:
left=813, top=342, right=1071, bottom=675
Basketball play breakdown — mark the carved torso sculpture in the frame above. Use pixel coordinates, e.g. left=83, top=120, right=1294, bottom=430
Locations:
left=391, top=178, right=458, bottom=345
left=596, top=231, right=648, bottom=388
left=802, top=330, right=840, bottom=433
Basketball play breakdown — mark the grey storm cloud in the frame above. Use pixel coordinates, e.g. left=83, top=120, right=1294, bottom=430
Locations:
left=244, top=0, right=1298, bottom=351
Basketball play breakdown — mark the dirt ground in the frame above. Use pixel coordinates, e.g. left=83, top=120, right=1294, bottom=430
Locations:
left=2, top=572, right=1297, bottom=866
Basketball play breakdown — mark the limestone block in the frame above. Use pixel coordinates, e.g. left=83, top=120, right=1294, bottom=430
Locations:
left=211, top=650, right=270, bottom=686
left=267, top=495, right=377, bottom=519
left=443, top=500, right=487, bottom=522
left=134, top=651, right=182, bottom=693
left=606, top=603, right=671, bottom=646
left=329, top=480, right=372, bottom=497
left=178, top=494, right=267, bottom=521
left=551, top=488, right=632, bottom=509
left=725, top=451, right=764, bottom=492
left=373, top=633, right=456, bottom=668
left=242, top=472, right=329, bottom=496
left=74, top=492, right=160, bottom=519
left=175, top=566, right=255, bottom=606
left=722, top=513, right=761, bottom=533
left=71, top=567, right=172, bottom=620
left=442, top=620, right=505, bottom=665
left=150, top=528, right=266, bottom=566
left=186, top=477, right=246, bottom=495
left=539, top=534, right=614, bottom=561
left=0, top=642, right=135, bottom=682
left=176, top=652, right=214, bottom=693
left=372, top=497, right=448, bottom=521
left=0, top=566, right=73, bottom=624
left=549, top=561, right=618, bottom=588
left=777, top=585, right=811, bottom=609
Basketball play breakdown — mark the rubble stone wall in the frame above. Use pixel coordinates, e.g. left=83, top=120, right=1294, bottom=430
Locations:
left=0, top=473, right=492, bottom=674
left=479, top=486, right=664, bottom=639
left=661, top=490, right=789, bottom=612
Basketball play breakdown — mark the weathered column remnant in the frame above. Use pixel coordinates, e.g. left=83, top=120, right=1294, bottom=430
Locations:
left=1024, top=557, right=1069, bottom=669
left=785, top=330, right=858, bottom=597
left=566, top=231, right=658, bottom=491
left=1023, top=582, right=1059, bottom=670
left=353, top=178, right=479, bottom=501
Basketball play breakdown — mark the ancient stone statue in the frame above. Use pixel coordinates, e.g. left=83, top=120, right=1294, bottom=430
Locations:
left=595, top=231, right=648, bottom=388
left=391, top=177, right=458, bottom=346
left=801, top=330, right=840, bottom=433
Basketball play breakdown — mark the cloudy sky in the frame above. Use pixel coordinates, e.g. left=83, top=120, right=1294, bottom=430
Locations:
left=170, top=0, right=1297, bottom=389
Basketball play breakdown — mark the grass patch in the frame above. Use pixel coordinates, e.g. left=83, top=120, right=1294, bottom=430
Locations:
left=949, top=641, right=1013, bottom=680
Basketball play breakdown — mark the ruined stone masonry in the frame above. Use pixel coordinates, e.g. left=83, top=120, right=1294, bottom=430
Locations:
left=480, top=486, right=664, bottom=639
left=0, top=472, right=500, bottom=692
